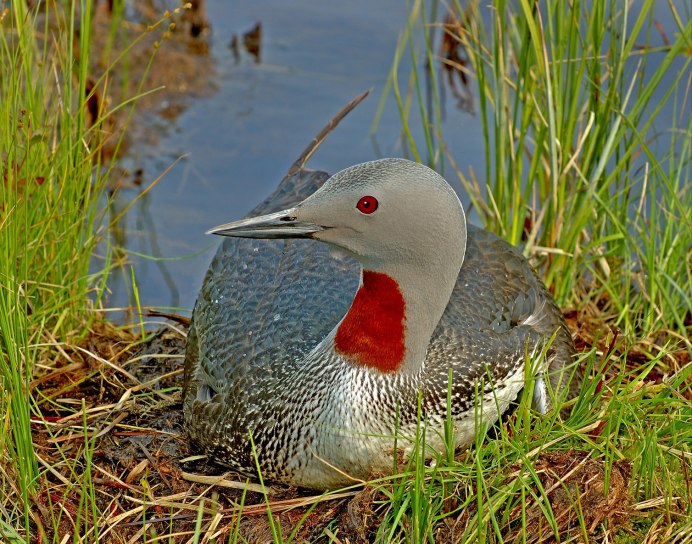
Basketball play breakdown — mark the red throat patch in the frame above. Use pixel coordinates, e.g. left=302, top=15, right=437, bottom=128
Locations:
left=334, top=271, right=406, bottom=372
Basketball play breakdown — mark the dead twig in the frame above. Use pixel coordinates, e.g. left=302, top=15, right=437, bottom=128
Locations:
left=285, top=89, right=370, bottom=178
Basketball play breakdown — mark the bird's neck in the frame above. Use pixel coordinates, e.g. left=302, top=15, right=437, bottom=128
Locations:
left=334, top=271, right=406, bottom=372
left=334, top=254, right=462, bottom=375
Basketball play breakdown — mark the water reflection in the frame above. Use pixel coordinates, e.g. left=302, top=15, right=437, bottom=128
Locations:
left=230, top=22, right=262, bottom=63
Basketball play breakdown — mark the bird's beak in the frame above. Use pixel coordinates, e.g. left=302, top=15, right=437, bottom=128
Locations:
left=206, top=208, right=326, bottom=239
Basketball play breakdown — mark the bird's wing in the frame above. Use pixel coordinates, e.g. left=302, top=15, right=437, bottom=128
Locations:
left=184, top=169, right=359, bottom=403
left=432, top=225, right=578, bottom=404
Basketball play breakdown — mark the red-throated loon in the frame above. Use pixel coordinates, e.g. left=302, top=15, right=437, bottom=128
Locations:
left=183, top=159, right=578, bottom=489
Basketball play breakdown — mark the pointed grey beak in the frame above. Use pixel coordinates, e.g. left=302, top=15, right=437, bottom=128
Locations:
left=207, top=208, right=326, bottom=239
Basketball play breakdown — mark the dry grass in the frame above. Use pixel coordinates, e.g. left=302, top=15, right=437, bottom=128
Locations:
left=11, top=309, right=687, bottom=543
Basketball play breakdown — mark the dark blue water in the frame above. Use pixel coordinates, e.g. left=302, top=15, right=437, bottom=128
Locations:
left=107, top=0, right=486, bottom=316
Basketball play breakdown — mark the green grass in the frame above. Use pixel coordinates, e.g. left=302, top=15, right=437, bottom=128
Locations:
left=358, top=350, right=691, bottom=543
left=1, top=0, right=690, bottom=542
left=0, top=1, right=183, bottom=541
left=378, top=0, right=691, bottom=345
left=1, top=0, right=106, bottom=536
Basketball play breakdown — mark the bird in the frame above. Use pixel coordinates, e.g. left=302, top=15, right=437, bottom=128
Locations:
left=183, top=158, right=578, bottom=490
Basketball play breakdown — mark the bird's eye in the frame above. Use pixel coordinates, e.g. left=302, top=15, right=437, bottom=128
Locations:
left=356, top=196, right=378, bottom=214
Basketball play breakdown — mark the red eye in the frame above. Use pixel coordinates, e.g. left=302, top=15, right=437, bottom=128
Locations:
left=356, top=195, right=378, bottom=214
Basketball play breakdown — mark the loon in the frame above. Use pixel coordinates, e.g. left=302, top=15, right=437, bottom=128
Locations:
left=183, top=159, right=578, bottom=490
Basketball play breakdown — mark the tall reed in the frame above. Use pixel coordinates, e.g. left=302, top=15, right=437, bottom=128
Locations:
left=0, top=0, right=172, bottom=538
left=1, top=1, right=102, bottom=533
left=378, top=0, right=691, bottom=343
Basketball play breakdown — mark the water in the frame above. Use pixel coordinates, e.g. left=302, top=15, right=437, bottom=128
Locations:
left=107, top=0, right=486, bottom=316
left=106, top=0, right=688, bottom=319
